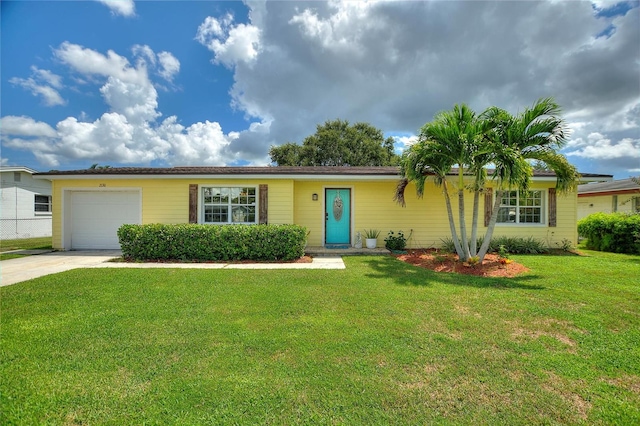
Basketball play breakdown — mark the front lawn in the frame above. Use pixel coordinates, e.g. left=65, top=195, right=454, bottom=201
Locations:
left=1, top=251, right=638, bottom=424
left=0, top=236, right=53, bottom=260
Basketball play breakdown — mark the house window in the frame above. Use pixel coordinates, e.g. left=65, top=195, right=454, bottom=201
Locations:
left=14, top=172, right=21, bottom=182
left=612, top=195, right=618, bottom=212
left=634, top=197, right=640, bottom=213
left=497, top=190, right=543, bottom=224
left=202, top=187, right=256, bottom=224
left=34, top=195, right=52, bottom=213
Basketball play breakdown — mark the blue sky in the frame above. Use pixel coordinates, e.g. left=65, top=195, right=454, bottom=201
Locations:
left=1, top=0, right=639, bottom=179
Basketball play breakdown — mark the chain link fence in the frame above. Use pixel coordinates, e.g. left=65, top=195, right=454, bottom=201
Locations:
left=1, top=217, right=52, bottom=240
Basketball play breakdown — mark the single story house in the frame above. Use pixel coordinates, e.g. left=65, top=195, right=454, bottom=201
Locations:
left=1, top=166, right=52, bottom=240
left=34, top=166, right=611, bottom=251
left=577, top=178, right=640, bottom=220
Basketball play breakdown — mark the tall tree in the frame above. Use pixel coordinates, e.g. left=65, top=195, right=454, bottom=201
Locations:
left=396, top=98, right=579, bottom=262
left=269, top=119, right=399, bottom=166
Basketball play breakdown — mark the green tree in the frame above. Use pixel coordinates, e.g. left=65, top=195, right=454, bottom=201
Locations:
left=269, top=119, right=399, bottom=166
left=396, top=98, right=579, bottom=262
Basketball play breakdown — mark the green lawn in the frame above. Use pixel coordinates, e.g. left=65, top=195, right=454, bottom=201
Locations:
left=0, top=236, right=53, bottom=260
left=1, top=251, right=638, bottom=425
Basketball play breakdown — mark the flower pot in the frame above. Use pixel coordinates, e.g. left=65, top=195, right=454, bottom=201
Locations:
left=366, top=238, right=377, bottom=249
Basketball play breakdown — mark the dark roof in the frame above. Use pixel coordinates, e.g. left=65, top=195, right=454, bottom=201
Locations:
left=34, top=166, right=613, bottom=179
left=578, top=178, right=640, bottom=195
left=34, top=166, right=400, bottom=176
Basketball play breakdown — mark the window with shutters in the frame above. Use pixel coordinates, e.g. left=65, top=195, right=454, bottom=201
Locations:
left=202, top=187, right=256, bottom=224
left=496, top=190, right=544, bottom=224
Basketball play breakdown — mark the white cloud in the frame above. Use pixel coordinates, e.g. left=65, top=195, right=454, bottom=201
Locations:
left=132, top=44, right=157, bottom=67
left=195, top=14, right=261, bottom=68
left=99, top=76, right=160, bottom=124
left=9, top=66, right=66, bottom=106
left=54, top=42, right=148, bottom=86
left=96, top=0, right=135, bottom=17
left=9, top=77, right=66, bottom=106
left=31, top=66, right=63, bottom=89
left=567, top=133, right=640, bottom=160
left=0, top=116, right=57, bottom=137
left=157, top=52, right=180, bottom=82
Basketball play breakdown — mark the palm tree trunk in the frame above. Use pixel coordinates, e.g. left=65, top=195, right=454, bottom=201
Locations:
left=478, top=189, right=504, bottom=261
left=470, top=189, right=480, bottom=257
left=443, top=180, right=464, bottom=259
left=457, top=189, right=470, bottom=261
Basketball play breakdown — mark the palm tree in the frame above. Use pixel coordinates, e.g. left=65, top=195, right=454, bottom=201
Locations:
left=476, top=97, right=578, bottom=260
left=395, top=104, right=483, bottom=261
left=396, top=98, right=579, bottom=262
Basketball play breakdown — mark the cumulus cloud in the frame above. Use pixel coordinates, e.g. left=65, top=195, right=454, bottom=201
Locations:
left=54, top=42, right=148, bottom=85
left=195, top=14, right=261, bottom=68
left=157, top=52, right=180, bottom=82
left=96, top=0, right=135, bottom=17
left=2, top=44, right=234, bottom=167
left=197, top=0, right=638, bottom=175
left=0, top=116, right=57, bottom=137
left=9, top=66, right=66, bottom=106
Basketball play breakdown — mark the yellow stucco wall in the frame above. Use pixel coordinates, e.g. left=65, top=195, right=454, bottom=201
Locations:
left=51, top=178, right=294, bottom=249
left=52, top=176, right=577, bottom=250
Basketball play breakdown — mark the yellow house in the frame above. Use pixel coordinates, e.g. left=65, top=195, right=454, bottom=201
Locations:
left=34, top=166, right=610, bottom=251
left=578, top=178, right=640, bottom=220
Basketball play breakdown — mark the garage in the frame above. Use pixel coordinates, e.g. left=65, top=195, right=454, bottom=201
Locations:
left=68, top=191, right=141, bottom=249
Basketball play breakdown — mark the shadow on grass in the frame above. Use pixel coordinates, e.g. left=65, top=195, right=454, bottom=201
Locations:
left=361, top=256, right=546, bottom=290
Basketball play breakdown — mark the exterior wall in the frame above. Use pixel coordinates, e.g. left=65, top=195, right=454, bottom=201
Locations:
left=578, top=193, right=639, bottom=220
left=295, top=178, right=576, bottom=249
left=51, top=176, right=577, bottom=250
left=487, top=182, right=578, bottom=249
left=0, top=170, right=52, bottom=239
left=50, top=178, right=294, bottom=249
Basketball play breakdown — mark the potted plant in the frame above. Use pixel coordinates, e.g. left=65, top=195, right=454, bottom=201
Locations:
left=363, top=229, right=381, bottom=249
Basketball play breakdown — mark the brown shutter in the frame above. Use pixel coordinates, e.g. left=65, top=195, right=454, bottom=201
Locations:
left=259, top=184, right=268, bottom=224
left=484, top=188, right=493, bottom=227
left=548, top=188, right=557, bottom=227
left=189, top=184, right=198, bottom=224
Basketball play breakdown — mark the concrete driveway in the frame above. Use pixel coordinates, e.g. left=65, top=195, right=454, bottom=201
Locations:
left=1, top=250, right=345, bottom=287
left=1, top=250, right=123, bottom=287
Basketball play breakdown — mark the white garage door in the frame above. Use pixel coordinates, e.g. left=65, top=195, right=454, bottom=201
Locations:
left=71, top=191, right=140, bottom=249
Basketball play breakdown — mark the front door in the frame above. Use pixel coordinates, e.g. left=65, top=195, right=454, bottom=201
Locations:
left=325, top=188, right=351, bottom=245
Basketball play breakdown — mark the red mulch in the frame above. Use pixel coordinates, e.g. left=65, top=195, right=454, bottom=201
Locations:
left=394, top=249, right=529, bottom=278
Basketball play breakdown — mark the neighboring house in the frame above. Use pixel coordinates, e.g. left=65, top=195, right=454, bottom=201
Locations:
left=577, top=178, right=640, bottom=220
left=34, top=166, right=610, bottom=251
left=1, top=166, right=53, bottom=240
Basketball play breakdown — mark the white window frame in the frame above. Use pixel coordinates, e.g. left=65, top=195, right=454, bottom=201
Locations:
left=34, top=194, right=52, bottom=215
left=201, top=186, right=257, bottom=225
left=496, top=190, right=545, bottom=225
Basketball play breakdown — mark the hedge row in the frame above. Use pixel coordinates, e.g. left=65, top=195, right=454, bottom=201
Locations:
left=117, top=224, right=307, bottom=261
left=577, top=213, right=640, bottom=254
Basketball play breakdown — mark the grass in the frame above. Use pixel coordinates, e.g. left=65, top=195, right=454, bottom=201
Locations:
left=0, top=236, right=52, bottom=260
left=1, top=250, right=639, bottom=424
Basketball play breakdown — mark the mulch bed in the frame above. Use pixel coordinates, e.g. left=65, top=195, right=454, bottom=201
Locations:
left=394, top=249, right=529, bottom=278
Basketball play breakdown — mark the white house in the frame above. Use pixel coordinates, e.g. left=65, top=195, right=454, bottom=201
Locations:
left=577, top=178, right=640, bottom=220
left=0, top=166, right=52, bottom=240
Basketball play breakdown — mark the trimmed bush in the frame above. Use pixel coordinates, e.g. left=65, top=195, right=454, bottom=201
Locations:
left=578, top=212, right=640, bottom=254
left=118, top=224, right=307, bottom=262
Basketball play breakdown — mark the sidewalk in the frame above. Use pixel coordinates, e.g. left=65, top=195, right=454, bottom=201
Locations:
left=1, top=251, right=345, bottom=287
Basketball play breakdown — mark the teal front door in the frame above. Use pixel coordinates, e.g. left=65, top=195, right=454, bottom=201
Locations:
left=325, top=188, right=351, bottom=245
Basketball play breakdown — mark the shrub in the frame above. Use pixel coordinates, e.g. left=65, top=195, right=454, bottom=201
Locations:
left=578, top=212, right=640, bottom=254
left=118, top=224, right=307, bottom=262
left=384, top=231, right=407, bottom=251
left=440, top=235, right=547, bottom=254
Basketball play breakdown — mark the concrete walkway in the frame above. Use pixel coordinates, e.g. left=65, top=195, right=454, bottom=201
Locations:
left=0, top=251, right=345, bottom=287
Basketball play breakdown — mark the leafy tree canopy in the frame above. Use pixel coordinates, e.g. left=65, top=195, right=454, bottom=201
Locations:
left=269, top=119, right=399, bottom=166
